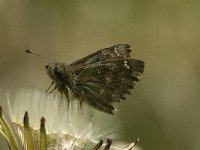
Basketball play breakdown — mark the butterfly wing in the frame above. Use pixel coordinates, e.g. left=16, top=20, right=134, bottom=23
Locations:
left=68, top=58, right=144, bottom=114
left=70, top=44, right=132, bottom=67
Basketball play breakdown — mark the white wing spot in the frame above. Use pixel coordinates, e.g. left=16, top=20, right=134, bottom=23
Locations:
left=114, top=49, right=120, bottom=56
left=124, top=61, right=130, bottom=69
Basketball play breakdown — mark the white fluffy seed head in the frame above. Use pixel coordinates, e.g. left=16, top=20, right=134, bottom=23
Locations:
left=4, top=89, right=123, bottom=149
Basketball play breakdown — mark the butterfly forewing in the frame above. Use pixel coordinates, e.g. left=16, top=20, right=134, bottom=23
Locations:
left=70, top=44, right=132, bottom=67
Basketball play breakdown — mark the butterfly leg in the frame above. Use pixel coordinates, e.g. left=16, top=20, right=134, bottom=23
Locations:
left=49, top=85, right=57, bottom=94
left=67, top=93, right=69, bottom=109
left=63, top=87, right=70, bottom=108
left=45, top=81, right=54, bottom=93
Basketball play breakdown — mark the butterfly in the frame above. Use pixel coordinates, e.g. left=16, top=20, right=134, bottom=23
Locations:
left=26, top=44, right=144, bottom=114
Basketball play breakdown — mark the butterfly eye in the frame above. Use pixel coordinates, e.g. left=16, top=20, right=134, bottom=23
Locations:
left=54, top=66, right=58, bottom=72
left=45, top=65, right=49, bottom=69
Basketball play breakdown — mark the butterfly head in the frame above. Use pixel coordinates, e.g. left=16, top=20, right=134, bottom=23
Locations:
left=45, top=63, right=63, bottom=80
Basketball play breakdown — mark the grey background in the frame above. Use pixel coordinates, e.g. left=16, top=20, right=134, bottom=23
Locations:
left=0, top=0, right=200, bottom=150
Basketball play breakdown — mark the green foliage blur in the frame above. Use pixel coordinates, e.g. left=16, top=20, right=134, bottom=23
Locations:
left=0, top=0, right=200, bottom=150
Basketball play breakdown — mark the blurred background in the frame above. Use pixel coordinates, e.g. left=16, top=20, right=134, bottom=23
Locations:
left=0, top=0, right=200, bottom=149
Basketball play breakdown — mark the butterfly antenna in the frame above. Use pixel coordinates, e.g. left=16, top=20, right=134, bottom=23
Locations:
left=25, top=49, right=49, bottom=62
left=25, top=49, right=41, bottom=57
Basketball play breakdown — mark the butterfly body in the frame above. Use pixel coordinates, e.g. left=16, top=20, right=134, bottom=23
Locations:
left=45, top=44, right=144, bottom=114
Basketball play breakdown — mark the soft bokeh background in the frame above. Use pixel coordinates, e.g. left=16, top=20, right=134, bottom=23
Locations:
left=0, top=0, right=200, bottom=150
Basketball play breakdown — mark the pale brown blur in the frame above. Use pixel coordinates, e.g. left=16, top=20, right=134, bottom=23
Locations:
left=0, top=0, right=200, bottom=150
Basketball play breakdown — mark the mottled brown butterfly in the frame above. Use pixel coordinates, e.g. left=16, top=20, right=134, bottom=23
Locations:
left=26, top=44, right=144, bottom=114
